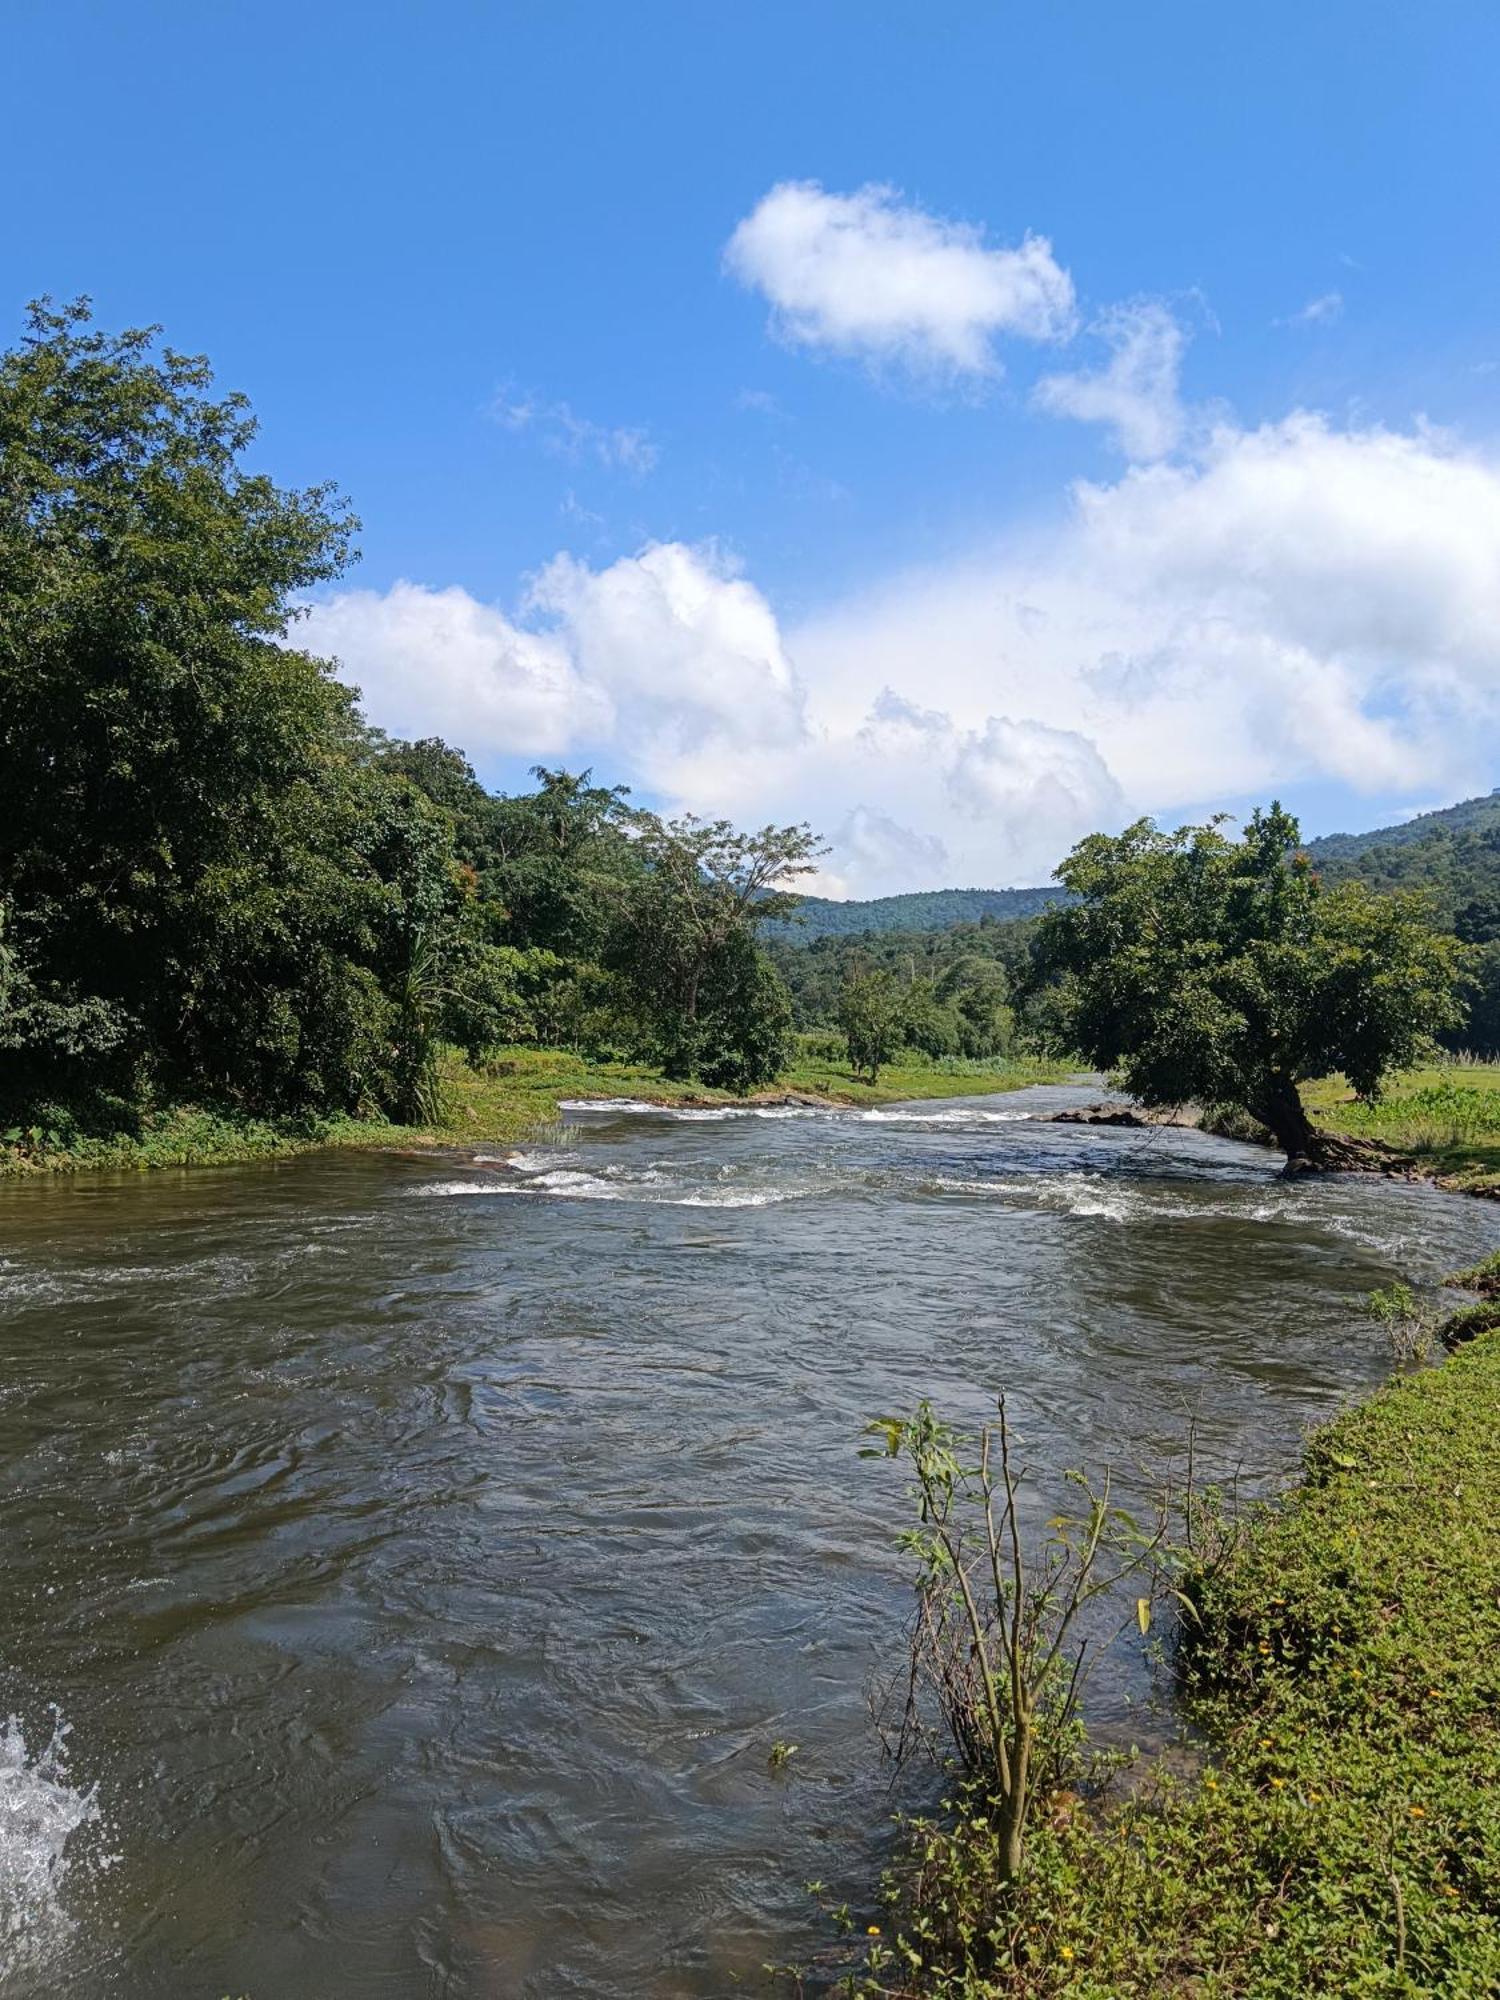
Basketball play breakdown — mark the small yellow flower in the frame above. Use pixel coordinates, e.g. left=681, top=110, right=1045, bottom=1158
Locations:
left=1409, top=1805, right=1426, bottom=1818
left=1203, top=1775, right=1218, bottom=1789
left=1059, top=1946, right=1075, bottom=1961
left=1350, top=1667, right=1364, bottom=1678
left=1260, top=1737, right=1275, bottom=1748
left=867, top=1925, right=882, bottom=1936
left=1428, top=1688, right=1443, bottom=1698
left=1268, top=1776, right=1285, bottom=1789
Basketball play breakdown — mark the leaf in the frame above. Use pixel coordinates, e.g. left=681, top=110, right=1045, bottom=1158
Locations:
left=1136, top=1597, right=1152, bottom=1636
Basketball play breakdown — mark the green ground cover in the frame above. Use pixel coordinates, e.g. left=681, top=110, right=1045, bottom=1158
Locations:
left=0, top=1044, right=1071, bottom=1177
left=854, top=1333, right=1500, bottom=1998
left=1304, top=1064, right=1500, bottom=1192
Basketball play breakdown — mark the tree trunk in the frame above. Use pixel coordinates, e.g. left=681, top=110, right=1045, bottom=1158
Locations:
left=1251, top=1078, right=1317, bottom=1163
left=1251, top=1077, right=1414, bottom=1176
left=997, top=1715, right=1032, bottom=1883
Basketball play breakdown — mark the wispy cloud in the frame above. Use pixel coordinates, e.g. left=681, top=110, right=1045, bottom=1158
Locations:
left=1277, top=290, right=1344, bottom=328
left=1033, top=300, right=1187, bottom=460
left=492, top=388, right=659, bottom=475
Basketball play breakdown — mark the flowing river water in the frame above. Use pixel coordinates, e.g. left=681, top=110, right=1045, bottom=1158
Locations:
left=3, top=1083, right=1496, bottom=1998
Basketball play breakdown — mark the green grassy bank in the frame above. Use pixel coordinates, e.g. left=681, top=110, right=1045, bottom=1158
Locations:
left=1303, top=1063, right=1500, bottom=1193
left=857, top=1333, right=1500, bottom=1998
left=0, top=1044, right=1071, bottom=1178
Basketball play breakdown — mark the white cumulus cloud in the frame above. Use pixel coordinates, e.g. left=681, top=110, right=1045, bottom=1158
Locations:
left=724, top=180, right=1076, bottom=378
left=301, top=542, right=804, bottom=775
left=297, top=582, right=604, bottom=755
left=303, top=416, right=1500, bottom=899
left=526, top=541, right=805, bottom=762
left=786, top=413, right=1500, bottom=871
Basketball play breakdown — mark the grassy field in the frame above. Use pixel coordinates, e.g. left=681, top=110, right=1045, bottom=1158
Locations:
left=1304, top=1062, right=1500, bottom=1191
left=857, top=1330, right=1500, bottom=1998
left=0, top=1043, right=1072, bottom=1177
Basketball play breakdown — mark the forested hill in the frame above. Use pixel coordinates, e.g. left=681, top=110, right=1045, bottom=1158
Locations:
left=763, top=885, right=1067, bottom=942
left=1305, top=789, right=1500, bottom=941
left=770, top=792, right=1500, bottom=948
left=1306, top=790, right=1500, bottom=865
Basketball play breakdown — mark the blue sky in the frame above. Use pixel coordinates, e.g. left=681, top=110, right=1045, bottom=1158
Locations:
left=9, top=1, right=1500, bottom=892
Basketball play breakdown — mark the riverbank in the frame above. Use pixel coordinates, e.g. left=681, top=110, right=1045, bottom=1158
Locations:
left=0, top=1046, right=1071, bottom=1177
left=1304, top=1066, right=1500, bottom=1196
left=1054, top=1063, right=1500, bottom=1198
left=858, top=1329, right=1500, bottom=1997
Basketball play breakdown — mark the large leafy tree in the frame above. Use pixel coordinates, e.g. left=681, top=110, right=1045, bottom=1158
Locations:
left=612, top=811, right=821, bottom=1087
left=1033, top=805, right=1465, bottom=1164
left=0, top=299, right=492, bottom=1119
left=484, top=766, right=638, bottom=960
left=838, top=970, right=906, bottom=1083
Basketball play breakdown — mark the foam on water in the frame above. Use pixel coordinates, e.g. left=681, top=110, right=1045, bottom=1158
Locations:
left=557, top=1097, right=1039, bottom=1128
left=855, top=1106, right=1036, bottom=1126
left=0, top=1712, right=100, bottom=1978
left=558, top=1098, right=828, bottom=1123
left=412, top=1180, right=540, bottom=1198
left=927, top=1171, right=1300, bottom=1225
left=411, top=1172, right=795, bottom=1207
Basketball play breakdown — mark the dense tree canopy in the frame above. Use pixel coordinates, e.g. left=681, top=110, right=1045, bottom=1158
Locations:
left=1032, top=806, right=1466, bottom=1161
left=0, top=303, right=815, bottom=1127
left=609, top=812, right=819, bottom=1086
left=0, top=298, right=426, bottom=1116
left=837, top=971, right=906, bottom=1083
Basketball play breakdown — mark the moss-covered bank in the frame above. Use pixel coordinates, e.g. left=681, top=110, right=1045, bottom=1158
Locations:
left=0, top=1045, right=1070, bottom=1177
left=857, top=1334, right=1500, bottom=1997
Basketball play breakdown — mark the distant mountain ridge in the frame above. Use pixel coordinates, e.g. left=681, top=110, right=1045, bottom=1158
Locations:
left=764, top=885, right=1068, bottom=941
left=1303, top=789, right=1500, bottom=865
left=772, top=791, right=1500, bottom=944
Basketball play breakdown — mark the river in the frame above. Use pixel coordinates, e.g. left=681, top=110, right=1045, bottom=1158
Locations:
left=2, top=1083, right=1495, bottom=1998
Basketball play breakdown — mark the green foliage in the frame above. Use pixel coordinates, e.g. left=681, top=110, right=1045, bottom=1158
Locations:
left=850, top=1334, right=1500, bottom=1998
left=609, top=809, right=819, bottom=1090
left=484, top=765, right=640, bottom=960
left=1308, top=789, right=1500, bottom=946
left=763, top=886, right=1068, bottom=943
left=0, top=304, right=811, bottom=1130
left=1443, top=1246, right=1500, bottom=1297
left=866, top=1400, right=1164, bottom=1890
left=1033, top=804, right=1465, bottom=1155
left=1362, top=1283, right=1435, bottom=1365
left=770, top=920, right=1035, bottom=1035
left=838, top=971, right=907, bottom=1083
left=1455, top=940, right=1500, bottom=1054
left=0, top=298, right=491, bottom=1123
left=1298, top=1066, right=1500, bottom=1185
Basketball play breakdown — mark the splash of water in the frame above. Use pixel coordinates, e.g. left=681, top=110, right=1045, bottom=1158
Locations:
left=0, top=1711, right=99, bottom=1977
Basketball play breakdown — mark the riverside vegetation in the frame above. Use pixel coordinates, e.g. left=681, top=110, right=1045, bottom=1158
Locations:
left=834, top=1319, right=1500, bottom=1998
